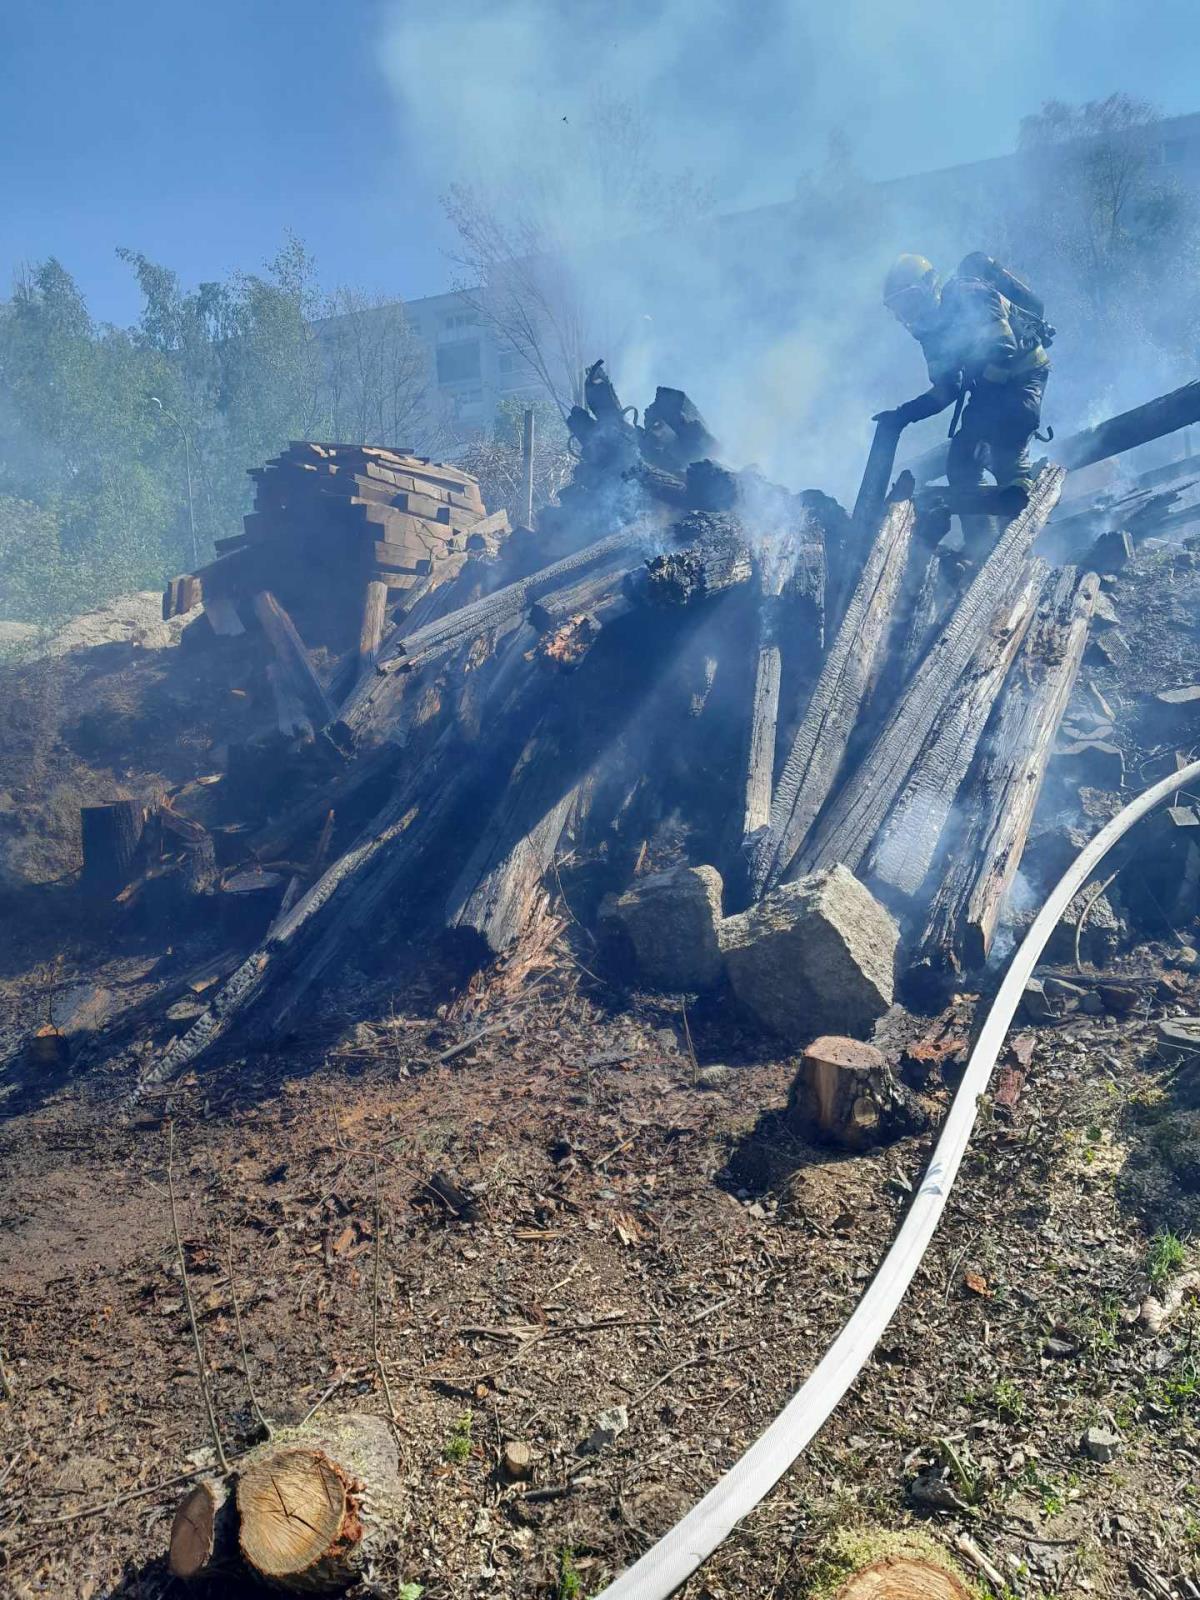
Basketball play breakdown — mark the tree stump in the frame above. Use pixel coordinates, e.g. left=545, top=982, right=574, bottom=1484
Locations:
left=834, top=1557, right=971, bottom=1597
left=235, top=1413, right=401, bottom=1594
left=80, top=799, right=143, bottom=898
left=168, top=1476, right=235, bottom=1581
left=787, top=1036, right=927, bottom=1151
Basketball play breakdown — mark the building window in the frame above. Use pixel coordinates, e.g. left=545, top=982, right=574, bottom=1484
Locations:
left=437, top=341, right=481, bottom=384
left=1164, top=138, right=1188, bottom=165
left=498, top=350, right=526, bottom=375
left=442, top=312, right=477, bottom=331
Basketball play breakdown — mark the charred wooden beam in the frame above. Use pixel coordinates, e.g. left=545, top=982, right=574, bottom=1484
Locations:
left=798, top=465, right=1066, bottom=878
left=251, top=591, right=337, bottom=734
left=644, top=512, right=751, bottom=605
left=866, top=558, right=1045, bottom=900
left=741, top=556, right=793, bottom=841
left=751, top=492, right=917, bottom=896
left=527, top=554, right=636, bottom=633
left=339, top=524, right=657, bottom=739
left=916, top=565, right=1098, bottom=976
left=909, top=378, right=1200, bottom=483
left=357, top=578, right=389, bottom=676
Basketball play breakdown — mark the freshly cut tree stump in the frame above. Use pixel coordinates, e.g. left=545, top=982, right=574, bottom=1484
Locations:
left=168, top=1475, right=235, bottom=1581
left=236, top=1413, right=401, bottom=1594
left=834, top=1557, right=971, bottom=1598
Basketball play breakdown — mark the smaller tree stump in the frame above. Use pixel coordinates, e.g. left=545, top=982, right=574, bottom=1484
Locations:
left=81, top=799, right=143, bottom=898
left=168, top=1476, right=235, bottom=1581
left=788, top=1036, right=927, bottom=1151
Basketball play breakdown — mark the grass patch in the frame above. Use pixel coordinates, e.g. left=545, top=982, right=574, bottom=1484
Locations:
left=1148, top=1229, right=1187, bottom=1287
left=557, top=1548, right=584, bottom=1599
left=443, top=1411, right=473, bottom=1464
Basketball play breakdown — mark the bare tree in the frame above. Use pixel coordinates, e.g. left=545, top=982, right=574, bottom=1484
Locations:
left=443, top=92, right=714, bottom=415
left=318, top=288, right=436, bottom=450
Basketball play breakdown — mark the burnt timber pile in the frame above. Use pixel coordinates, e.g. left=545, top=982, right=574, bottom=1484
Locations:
left=55, top=361, right=1200, bottom=1083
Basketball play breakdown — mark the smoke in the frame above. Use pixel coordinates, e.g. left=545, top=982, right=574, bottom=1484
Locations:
left=379, top=0, right=1200, bottom=503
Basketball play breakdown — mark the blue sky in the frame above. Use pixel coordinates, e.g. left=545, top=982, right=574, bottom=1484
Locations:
left=1, top=0, right=1197, bottom=326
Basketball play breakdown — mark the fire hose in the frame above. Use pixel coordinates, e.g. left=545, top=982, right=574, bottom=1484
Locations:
left=594, top=756, right=1200, bottom=1600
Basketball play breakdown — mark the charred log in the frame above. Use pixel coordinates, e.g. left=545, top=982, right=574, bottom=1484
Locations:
left=799, top=465, right=1065, bottom=878
left=752, top=491, right=917, bottom=895
left=916, top=565, right=1098, bottom=978
left=866, top=559, right=1045, bottom=900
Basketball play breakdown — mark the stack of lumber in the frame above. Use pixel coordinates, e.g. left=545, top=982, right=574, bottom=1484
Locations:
left=105, top=365, right=1200, bottom=1082
left=182, top=444, right=509, bottom=656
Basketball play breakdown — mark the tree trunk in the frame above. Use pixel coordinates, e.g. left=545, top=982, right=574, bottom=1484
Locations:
left=751, top=493, right=916, bottom=895
left=866, top=558, right=1044, bottom=900
left=916, top=565, right=1098, bottom=977
left=81, top=799, right=143, bottom=898
left=168, top=1476, right=236, bottom=1581
left=799, top=465, right=1064, bottom=879
left=235, top=1414, right=401, bottom=1595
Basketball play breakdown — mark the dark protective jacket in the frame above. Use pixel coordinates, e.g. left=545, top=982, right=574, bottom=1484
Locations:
left=900, top=255, right=1050, bottom=424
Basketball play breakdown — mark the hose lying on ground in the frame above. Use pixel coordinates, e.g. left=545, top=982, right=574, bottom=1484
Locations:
left=594, top=756, right=1200, bottom=1600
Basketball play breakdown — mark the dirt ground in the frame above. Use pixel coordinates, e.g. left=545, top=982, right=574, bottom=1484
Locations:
left=1, top=925, right=1199, bottom=1600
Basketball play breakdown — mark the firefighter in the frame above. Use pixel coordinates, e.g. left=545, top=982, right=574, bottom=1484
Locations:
left=873, top=252, right=1052, bottom=564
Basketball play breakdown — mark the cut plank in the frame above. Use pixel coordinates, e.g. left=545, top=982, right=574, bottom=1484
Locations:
left=917, top=564, right=1098, bottom=975
left=751, top=491, right=916, bottom=895
left=799, top=465, right=1065, bottom=879
left=866, top=558, right=1045, bottom=900
left=742, top=554, right=794, bottom=840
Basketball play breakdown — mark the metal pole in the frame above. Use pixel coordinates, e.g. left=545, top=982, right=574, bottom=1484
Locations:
left=521, top=405, right=535, bottom=531
left=181, top=424, right=198, bottom=568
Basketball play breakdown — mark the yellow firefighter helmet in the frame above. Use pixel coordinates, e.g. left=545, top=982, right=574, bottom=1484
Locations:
left=883, top=253, right=937, bottom=306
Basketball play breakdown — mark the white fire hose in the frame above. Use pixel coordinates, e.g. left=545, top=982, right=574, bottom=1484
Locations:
left=594, top=757, right=1200, bottom=1600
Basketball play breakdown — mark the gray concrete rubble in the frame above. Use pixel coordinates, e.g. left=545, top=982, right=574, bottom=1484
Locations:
left=719, top=864, right=898, bottom=1042
left=599, top=863, right=725, bottom=991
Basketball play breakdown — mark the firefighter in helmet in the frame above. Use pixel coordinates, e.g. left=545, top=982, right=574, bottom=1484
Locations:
left=874, top=251, right=1052, bottom=563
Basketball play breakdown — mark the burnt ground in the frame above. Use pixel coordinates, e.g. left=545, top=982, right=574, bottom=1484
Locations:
left=1, top=929, right=1200, bottom=1600
left=2, top=541, right=1200, bottom=1598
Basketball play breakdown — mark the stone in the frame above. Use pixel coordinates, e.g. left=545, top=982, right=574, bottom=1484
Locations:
left=599, top=864, right=724, bottom=991
left=695, top=1064, right=732, bottom=1091
left=501, top=1440, right=534, bottom=1482
left=1091, top=591, right=1120, bottom=629
left=1156, top=685, right=1200, bottom=706
left=1044, top=976, right=1086, bottom=1003
left=1157, top=1018, right=1200, bottom=1065
left=1078, top=990, right=1103, bottom=1015
left=1081, top=1426, right=1119, bottom=1463
left=787, top=1035, right=927, bottom=1152
left=1021, top=978, right=1054, bottom=1021
left=580, top=1404, right=628, bottom=1455
left=719, top=865, right=897, bottom=1042
left=1098, top=984, right=1140, bottom=1014
left=1168, top=947, right=1199, bottom=970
